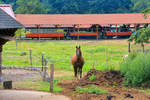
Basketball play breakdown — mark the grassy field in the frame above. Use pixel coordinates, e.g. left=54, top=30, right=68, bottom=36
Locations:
left=2, top=39, right=150, bottom=72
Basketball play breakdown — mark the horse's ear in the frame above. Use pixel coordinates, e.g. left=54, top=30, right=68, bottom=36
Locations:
left=79, top=45, right=80, bottom=49
left=76, top=46, right=78, bottom=48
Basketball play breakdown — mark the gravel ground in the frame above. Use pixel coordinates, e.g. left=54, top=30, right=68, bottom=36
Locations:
left=1, top=69, right=42, bottom=82
left=0, top=90, right=70, bottom=100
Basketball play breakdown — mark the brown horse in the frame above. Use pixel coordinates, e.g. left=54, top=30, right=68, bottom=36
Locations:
left=71, top=46, right=84, bottom=78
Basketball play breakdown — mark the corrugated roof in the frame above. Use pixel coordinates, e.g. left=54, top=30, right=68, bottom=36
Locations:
left=16, top=13, right=150, bottom=27
left=0, top=4, right=15, bottom=19
left=0, top=8, right=24, bottom=29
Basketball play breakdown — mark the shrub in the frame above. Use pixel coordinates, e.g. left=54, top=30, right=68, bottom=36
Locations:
left=76, top=85, right=108, bottom=94
left=89, top=74, right=96, bottom=81
left=120, top=51, right=150, bottom=86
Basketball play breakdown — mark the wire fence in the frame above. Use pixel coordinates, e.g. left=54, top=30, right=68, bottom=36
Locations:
left=2, top=40, right=150, bottom=72
left=2, top=49, right=122, bottom=73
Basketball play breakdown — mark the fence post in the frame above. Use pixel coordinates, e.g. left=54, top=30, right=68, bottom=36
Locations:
left=50, top=64, right=54, bottom=92
left=16, top=39, right=18, bottom=49
left=44, top=59, right=48, bottom=67
left=43, top=66, right=47, bottom=81
left=41, top=54, right=44, bottom=71
left=29, top=50, right=32, bottom=69
left=92, top=62, right=95, bottom=69
left=128, top=42, right=131, bottom=53
left=105, top=56, right=108, bottom=68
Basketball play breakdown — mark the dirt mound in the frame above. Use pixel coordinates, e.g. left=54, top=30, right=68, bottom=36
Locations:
left=58, top=69, right=150, bottom=100
left=77, top=69, right=123, bottom=86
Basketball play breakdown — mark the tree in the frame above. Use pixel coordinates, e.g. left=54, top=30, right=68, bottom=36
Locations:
left=0, top=0, right=4, bottom=3
left=128, top=7, right=150, bottom=53
left=129, top=27, right=150, bottom=52
left=2, top=0, right=149, bottom=14
left=15, top=0, right=49, bottom=14
left=15, top=28, right=30, bottom=39
left=142, top=7, right=150, bottom=19
left=131, top=0, right=150, bottom=12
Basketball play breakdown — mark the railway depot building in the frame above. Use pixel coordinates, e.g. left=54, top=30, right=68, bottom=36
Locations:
left=16, top=13, right=150, bottom=39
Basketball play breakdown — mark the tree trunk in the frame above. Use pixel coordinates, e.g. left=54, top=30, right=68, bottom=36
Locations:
left=141, top=43, right=144, bottom=53
left=128, top=42, right=131, bottom=53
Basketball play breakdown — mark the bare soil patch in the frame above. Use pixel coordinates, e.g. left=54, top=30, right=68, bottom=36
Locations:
left=77, top=69, right=123, bottom=86
left=58, top=69, right=150, bottom=100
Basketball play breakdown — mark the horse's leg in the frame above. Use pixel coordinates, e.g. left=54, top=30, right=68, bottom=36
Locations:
left=79, top=67, right=82, bottom=78
left=73, top=66, right=77, bottom=78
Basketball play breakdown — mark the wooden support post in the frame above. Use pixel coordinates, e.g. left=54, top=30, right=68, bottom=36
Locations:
left=58, top=25, right=61, bottom=40
left=41, top=54, right=44, bottom=71
left=38, top=24, right=41, bottom=41
left=38, top=24, right=40, bottom=33
left=0, top=46, right=2, bottom=82
left=77, top=25, right=80, bottom=40
left=30, top=50, right=32, bottom=69
left=50, top=64, right=54, bottom=92
left=96, top=25, right=99, bottom=40
left=115, top=24, right=118, bottom=32
left=134, top=24, right=137, bottom=32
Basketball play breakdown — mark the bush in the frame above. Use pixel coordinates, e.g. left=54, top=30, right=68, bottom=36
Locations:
left=120, top=51, right=150, bottom=86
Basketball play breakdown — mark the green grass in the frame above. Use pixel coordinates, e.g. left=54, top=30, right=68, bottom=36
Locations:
left=37, top=80, right=62, bottom=92
left=16, top=80, right=63, bottom=93
left=89, top=74, right=96, bottom=81
left=75, top=85, right=108, bottom=94
left=2, top=40, right=130, bottom=72
left=139, top=88, right=150, bottom=94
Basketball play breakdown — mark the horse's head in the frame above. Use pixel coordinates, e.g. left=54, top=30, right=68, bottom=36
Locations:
left=76, top=46, right=82, bottom=58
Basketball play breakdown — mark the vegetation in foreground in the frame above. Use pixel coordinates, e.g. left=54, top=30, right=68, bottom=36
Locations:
left=121, top=51, right=150, bottom=87
left=75, top=85, right=108, bottom=94
left=88, top=74, right=96, bottom=81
